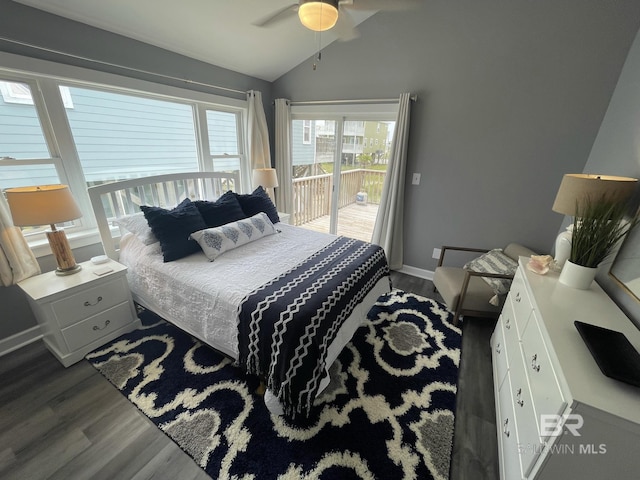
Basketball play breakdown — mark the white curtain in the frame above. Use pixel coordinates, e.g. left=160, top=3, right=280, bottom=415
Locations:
left=274, top=98, right=294, bottom=214
left=371, top=93, right=412, bottom=270
left=247, top=90, right=271, bottom=170
left=0, top=193, right=40, bottom=286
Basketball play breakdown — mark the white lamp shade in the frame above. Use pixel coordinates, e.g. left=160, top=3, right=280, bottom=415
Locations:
left=552, top=174, right=638, bottom=216
left=6, top=184, right=82, bottom=227
left=252, top=168, right=279, bottom=189
left=298, top=0, right=339, bottom=32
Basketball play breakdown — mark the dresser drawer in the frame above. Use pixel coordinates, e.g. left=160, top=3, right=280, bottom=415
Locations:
left=509, top=269, right=533, bottom=337
left=500, top=300, right=520, bottom=353
left=492, top=319, right=509, bottom=387
left=497, top=374, right=524, bottom=480
left=53, top=277, right=129, bottom=328
left=508, top=342, right=542, bottom=476
left=520, top=311, right=566, bottom=438
left=61, top=302, right=134, bottom=351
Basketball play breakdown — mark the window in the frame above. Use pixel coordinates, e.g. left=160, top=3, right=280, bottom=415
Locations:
left=302, top=120, right=311, bottom=144
left=205, top=109, right=243, bottom=174
left=64, top=85, right=200, bottom=185
left=0, top=81, right=73, bottom=107
left=0, top=56, right=248, bottom=249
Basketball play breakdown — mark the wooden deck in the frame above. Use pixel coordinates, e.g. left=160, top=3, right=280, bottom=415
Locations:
left=298, top=202, right=379, bottom=242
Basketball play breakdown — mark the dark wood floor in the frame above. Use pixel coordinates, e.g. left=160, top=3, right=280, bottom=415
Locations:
left=0, top=271, right=498, bottom=480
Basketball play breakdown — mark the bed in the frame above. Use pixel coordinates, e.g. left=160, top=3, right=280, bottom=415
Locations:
left=88, top=172, right=391, bottom=417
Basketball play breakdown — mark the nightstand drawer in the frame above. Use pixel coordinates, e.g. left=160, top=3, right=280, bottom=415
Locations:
left=61, top=302, right=133, bottom=351
left=53, top=277, right=129, bottom=328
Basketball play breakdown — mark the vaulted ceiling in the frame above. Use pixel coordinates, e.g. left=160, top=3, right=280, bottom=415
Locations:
left=14, top=0, right=379, bottom=81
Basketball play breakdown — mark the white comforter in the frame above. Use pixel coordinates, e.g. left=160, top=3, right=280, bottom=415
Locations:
left=119, top=223, right=336, bottom=358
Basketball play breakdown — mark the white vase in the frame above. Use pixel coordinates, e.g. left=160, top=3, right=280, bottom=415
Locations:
left=553, top=225, right=573, bottom=269
left=558, top=261, right=597, bottom=289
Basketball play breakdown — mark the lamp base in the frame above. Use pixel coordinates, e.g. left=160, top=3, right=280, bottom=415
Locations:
left=554, top=224, right=573, bottom=270
left=46, top=228, right=81, bottom=276
left=55, top=264, right=82, bottom=276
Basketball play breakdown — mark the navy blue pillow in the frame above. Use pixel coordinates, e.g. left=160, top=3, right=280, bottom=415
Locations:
left=235, top=186, right=280, bottom=224
left=140, top=198, right=207, bottom=262
left=194, top=191, right=246, bottom=228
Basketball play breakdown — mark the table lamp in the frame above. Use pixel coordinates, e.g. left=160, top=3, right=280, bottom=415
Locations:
left=252, top=168, right=279, bottom=202
left=6, top=184, right=83, bottom=276
left=552, top=174, right=638, bottom=268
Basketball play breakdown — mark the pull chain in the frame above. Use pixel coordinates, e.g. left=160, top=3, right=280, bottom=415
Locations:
left=313, top=30, right=322, bottom=70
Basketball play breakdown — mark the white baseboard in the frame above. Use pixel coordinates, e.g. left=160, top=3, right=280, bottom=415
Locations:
left=397, top=265, right=435, bottom=281
left=0, top=326, right=42, bottom=358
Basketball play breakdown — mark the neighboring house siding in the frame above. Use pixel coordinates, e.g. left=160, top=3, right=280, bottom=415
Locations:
left=292, top=119, right=315, bottom=166
left=65, top=87, right=198, bottom=181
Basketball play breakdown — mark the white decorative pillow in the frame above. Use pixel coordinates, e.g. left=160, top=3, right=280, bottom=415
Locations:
left=113, top=212, right=158, bottom=245
left=464, top=249, right=518, bottom=296
left=190, top=212, right=278, bottom=261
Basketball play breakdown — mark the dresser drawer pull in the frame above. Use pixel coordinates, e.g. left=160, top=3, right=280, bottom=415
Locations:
left=505, top=318, right=511, bottom=330
left=92, top=319, right=111, bottom=331
left=516, top=388, right=524, bottom=407
left=84, top=296, right=103, bottom=307
left=515, top=292, right=521, bottom=303
left=496, top=342, right=501, bottom=354
left=531, top=354, right=541, bottom=372
left=503, top=418, right=510, bottom=437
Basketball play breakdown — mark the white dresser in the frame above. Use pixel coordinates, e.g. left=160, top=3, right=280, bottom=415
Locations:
left=18, top=259, right=141, bottom=367
left=491, top=258, right=640, bottom=479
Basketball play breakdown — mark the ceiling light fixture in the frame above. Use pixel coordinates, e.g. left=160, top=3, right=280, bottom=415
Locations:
left=298, top=0, right=339, bottom=32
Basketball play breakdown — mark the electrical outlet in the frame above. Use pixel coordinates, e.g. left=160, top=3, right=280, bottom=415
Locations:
left=432, top=248, right=441, bottom=259
left=412, top=173, right=421, bottom=185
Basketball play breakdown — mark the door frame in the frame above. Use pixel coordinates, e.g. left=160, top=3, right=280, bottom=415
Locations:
left=291, top=103, right=398, bottom=235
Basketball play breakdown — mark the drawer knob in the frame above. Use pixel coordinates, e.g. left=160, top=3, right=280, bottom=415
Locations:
left=84, top=296, right=103, bottom=307
left=531, top=354, right=541, bottom=373
left=92, top=319, right=111, bottom=331
left=503, top=418, right=510, bottom=437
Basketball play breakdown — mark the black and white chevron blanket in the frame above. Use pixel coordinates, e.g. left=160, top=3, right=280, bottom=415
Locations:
left=236, top=236, right=390, bottom=418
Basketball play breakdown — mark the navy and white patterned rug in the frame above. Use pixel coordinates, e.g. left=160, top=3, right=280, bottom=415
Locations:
left=86, top=290, right=462, bottom=480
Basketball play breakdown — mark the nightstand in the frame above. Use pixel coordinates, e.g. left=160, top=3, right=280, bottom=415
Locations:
left=18, top=259, right=141, bottom=367
left=278, top=212, right=291, bottom=224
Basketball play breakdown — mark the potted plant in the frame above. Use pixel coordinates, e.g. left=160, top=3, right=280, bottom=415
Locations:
left=559, top=197, right=639, bottom=289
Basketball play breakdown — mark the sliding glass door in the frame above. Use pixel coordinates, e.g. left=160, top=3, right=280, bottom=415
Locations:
left=290, top=108, right=396, bottom=242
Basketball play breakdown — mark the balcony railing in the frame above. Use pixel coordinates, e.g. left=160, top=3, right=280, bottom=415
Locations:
left=292, top=169, right=385, bottom=226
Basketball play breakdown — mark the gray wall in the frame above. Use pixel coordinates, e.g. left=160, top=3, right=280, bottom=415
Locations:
left=273, top=0, right=640, bottom=268
left=580, top=29, right=640, bottom=327
left=0, top=0, right=272, bottom=100
left=2, top=0, right=640, bottom=342
left=0, top=0, right=271, bottom=341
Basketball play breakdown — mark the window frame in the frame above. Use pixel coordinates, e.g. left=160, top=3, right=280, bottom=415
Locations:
left=0, top=52, right=249, bottom=256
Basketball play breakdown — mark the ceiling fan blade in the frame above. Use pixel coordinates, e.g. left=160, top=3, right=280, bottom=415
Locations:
left=334, top=8, right=360, bottom=41
left=342, top=0, right=423, bottom=11
left=253, top=3, right=298, bottom=27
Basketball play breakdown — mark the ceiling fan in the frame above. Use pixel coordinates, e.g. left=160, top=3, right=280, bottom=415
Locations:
left=254, top=0, right=421, bottom=41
